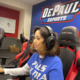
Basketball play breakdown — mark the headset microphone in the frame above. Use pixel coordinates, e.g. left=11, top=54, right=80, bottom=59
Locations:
left=32, top=48, right=37, bottom=52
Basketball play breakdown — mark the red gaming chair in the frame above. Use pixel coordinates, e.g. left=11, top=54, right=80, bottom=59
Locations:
left=14, top=42, right=28, bottom=61
left=14, top=33, right=34, bottom=63
left=7, top=42, right=29, bottom=67
left=11, top=41, right=32, bottom=80
left=8, top=34, right=34, bottom=80
left=7, top=42, right=31, bottom=80
left=58, top=26, right=80, bottom=80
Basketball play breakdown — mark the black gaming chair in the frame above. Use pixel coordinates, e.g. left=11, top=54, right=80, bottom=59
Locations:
left=54, top=32, right=58, bottom=40
left=0, top=28, right=10, bottom=65
left=58, top=26, right=80, bottom=80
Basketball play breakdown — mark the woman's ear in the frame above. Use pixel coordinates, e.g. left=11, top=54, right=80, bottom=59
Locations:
left=43, top=39, right=46, bottom=44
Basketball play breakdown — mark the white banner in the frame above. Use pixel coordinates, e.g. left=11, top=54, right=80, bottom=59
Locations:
left=0, top=17, right=16, bottom=33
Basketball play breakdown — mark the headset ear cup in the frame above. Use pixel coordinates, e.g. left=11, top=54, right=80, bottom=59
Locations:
left=46, top=36, right=55, bottom=50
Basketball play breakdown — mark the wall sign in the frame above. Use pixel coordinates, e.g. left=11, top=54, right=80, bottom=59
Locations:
left=40, top=0, right=80, bottom=24
left=0, top=17, right=16, bottom=33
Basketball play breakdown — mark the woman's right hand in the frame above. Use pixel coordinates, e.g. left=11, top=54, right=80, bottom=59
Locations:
left=0, top=67, right=4, bottom=73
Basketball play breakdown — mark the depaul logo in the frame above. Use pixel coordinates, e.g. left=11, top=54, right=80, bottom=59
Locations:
left=40, top=0, right=80, bottom=24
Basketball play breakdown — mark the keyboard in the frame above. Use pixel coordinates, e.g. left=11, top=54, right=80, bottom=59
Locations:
left=0, top=74, right=13, bottom=80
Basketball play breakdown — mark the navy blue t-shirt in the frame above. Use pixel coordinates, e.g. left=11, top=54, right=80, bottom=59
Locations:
left=27, top=53, right=64, bottom=80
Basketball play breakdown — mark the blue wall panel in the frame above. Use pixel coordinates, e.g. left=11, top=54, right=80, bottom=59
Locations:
left=31, top=0, right=80, bottom=35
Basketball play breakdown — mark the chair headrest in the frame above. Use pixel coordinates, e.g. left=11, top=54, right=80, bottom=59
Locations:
left=0, top=28, right=5, bottom=41
left=59, top=26, right=79, bottom=43
left=29, top=34, right=34, bottom=43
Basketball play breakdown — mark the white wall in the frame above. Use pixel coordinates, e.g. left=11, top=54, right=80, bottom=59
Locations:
left=0, top=0, right=32, bottom=39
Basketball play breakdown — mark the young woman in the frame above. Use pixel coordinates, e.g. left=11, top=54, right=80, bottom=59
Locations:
left=0, top=26, right=64, bottom=80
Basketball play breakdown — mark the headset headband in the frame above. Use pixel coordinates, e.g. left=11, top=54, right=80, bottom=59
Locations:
left=44, top=26, right=53, bottom=35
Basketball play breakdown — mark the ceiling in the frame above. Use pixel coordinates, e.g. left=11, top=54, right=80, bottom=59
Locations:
left=0, top=0, right=46, bottom=11
left=16, top=0, right=46, bottom=5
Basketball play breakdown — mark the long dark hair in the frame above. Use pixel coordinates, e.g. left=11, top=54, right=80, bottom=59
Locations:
left=31, top=26, right=60, bottom=56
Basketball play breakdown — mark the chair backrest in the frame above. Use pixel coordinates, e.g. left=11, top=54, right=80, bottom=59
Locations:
left=0, top=28, right=5, bottom=47
left=58, top=26, right=80, bottom=80
left=14, top=42, right=32, bottom=67
left=18, top=43, right=31, bottom=67
left=14, top=42, right=28, bottom=60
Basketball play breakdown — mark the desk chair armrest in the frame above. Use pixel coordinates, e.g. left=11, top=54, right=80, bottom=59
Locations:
left=1, top=65, right=16, bottom=68
left=12, top=75, right=29, bottom=79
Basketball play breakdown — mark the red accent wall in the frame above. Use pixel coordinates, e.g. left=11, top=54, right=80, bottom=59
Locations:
left=0, top=6, right=20, bottom=38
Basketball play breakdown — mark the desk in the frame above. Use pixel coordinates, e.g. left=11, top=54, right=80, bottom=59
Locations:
left=0, top=74, right=13, bottom=80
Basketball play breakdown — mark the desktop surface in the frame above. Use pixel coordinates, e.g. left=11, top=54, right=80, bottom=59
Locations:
left=0, top=74, right=13, bottom=80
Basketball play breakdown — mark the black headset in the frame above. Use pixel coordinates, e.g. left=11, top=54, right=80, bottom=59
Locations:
left=44, top=26, right=56, bottom=50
